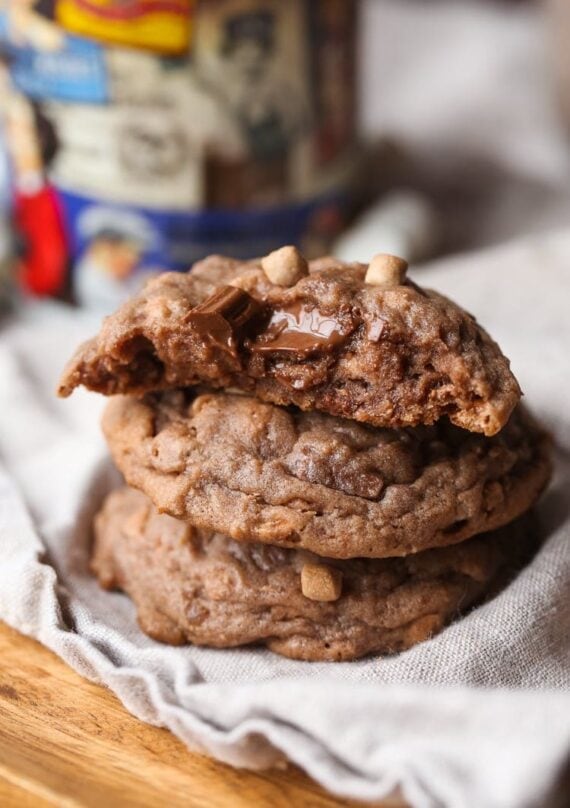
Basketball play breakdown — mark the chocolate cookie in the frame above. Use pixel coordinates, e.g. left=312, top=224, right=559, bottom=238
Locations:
left=59, top=251, right=520, bottom=436
left=102, top=391, right=551, bottom=559
left=92, top=487, right=538, bottom=662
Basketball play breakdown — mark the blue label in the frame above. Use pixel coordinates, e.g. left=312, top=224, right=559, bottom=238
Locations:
left=56, top=187, right=347, bottom=271
left=0, top=13, right=108, bottom=103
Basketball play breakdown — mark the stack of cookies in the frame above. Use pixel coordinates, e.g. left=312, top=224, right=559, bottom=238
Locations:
left=59, top=248, right=551, bottom=661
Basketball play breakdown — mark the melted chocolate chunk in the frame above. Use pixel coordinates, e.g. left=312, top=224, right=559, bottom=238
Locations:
left=251, top=302, right=353, bottom=356
left=186, top=286, right=264, bottom=357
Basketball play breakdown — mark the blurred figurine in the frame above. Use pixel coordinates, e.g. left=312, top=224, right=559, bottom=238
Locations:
left=0, top=54, right=67, bottom=295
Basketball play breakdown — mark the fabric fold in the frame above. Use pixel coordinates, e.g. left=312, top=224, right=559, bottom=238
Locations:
left=1, top=232, right=569, bottom=808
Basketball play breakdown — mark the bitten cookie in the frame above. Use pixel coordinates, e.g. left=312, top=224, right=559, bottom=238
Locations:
left=102, top=390, right=551, bottom=559
left=59, top=252, right=521, bottom=436
left=92, top=487, right=539, bottom=662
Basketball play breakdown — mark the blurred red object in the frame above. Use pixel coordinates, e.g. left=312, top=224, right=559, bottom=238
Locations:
left=14, top=185, right=67, bottom=296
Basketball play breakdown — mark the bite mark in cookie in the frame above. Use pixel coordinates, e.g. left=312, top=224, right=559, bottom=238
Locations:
left=58, top=253, right=521, bottom=436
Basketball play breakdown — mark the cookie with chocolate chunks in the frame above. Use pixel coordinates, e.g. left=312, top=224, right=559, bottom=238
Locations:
left=102, top=391, right=551, bottom=559
left=59, top=250, right=521, bottom=436
left=92, top=487, right=539, bottom=662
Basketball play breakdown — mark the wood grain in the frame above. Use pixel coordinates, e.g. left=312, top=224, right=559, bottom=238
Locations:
left=0, top=622, right=405, bottom=807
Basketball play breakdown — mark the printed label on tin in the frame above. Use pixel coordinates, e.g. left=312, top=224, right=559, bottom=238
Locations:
left=0, top=0, right=359, bottom=304
left=0, top=9, right=108, bottom=103
left=55, top=0, right=193, bottom=55
left=44, top=98, right=205, bottom=209
left=193, top=0, right=314, bottom=205
left=58, top=186, right=347, bottom=309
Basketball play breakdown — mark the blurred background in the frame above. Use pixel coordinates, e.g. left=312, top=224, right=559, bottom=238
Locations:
left=0, top=0, right=569, bottom=313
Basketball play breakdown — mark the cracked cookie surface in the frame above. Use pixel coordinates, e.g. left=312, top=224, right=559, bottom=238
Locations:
left=59, top=255, right=521, bottom=436
left=102, top=391, right=551, bottom=559
left=92, top=487, right=538, bottom=662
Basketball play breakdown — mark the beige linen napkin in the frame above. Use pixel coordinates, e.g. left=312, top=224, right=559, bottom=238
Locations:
left=0, top=231, right=569, bottom=808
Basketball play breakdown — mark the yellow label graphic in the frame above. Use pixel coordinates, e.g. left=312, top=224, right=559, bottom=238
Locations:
left=55, top=0, right=193, bottom=55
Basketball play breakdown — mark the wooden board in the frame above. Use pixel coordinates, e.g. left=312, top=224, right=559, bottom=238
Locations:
left=0, top=622, right=405, bottom=807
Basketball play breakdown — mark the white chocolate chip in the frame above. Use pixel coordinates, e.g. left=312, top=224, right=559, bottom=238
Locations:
left=365, top=253, right=408, bottom=288
left=301, top=563, right=343, bottom=602
left=261, top=246, right=309, bottom=286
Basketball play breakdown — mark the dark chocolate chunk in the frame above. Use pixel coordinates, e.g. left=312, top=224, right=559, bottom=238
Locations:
left=187, top=285, right=265, bottom=358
